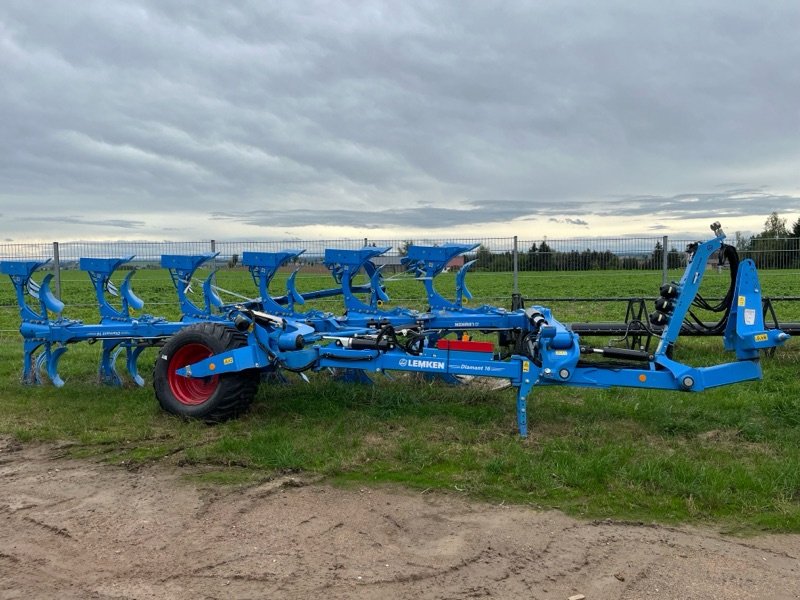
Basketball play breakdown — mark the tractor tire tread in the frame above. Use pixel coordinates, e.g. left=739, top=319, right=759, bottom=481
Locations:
left=153, top=322, right=260, bottom=422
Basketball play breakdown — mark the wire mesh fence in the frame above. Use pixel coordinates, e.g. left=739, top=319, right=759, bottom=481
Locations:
left=4, top=236, right=799, bottom=271
left=0, top=236, right=798, bottom=313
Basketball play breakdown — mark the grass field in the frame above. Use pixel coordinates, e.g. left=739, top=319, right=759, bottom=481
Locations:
left=0, top=266, right=799, bottom=532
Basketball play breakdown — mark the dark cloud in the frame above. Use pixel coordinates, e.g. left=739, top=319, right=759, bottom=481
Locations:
left=549, top=217, right=589, bottom=226
left=212, top=187, right=800, bottom=231
left=16, top=216, right=145, bottom=229
left=0, top=1, right=798, bottom=240
left=600, top=189, right=800, bottom=221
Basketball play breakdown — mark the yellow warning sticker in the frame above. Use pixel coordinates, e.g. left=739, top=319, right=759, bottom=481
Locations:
left=555, top=350, right=568, bottom=356
left=223, top=357, right=234, bottom=365
left=522, top=361, right=530, bottom=373
left=754, top=333, right=768, bottom=342
left=738, top=295, right=746, bottom=306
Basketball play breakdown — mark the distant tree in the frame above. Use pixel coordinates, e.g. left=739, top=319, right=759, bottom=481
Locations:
left=649, top=241, right=664, bottom=269
left=475, top=244, right=493, bottom=270
left=536, top=240, right=554, bottom=271
left=761, top=212, right=789, bottom=238
left=667, top=246, right=682, bottom=269
left=599, top=250, right=620, bottom=270
left=519, top=243, right=538, bottom=270
left=398, top=240, right=414, bottom=257
left=563, top=250, right=581, bottom=271
left=752, top=212, right=790, bottom=268
left=495, top=250, right=513, bottom=271
left=621, top=257, right=640, bottom=270
left=733, top=231, right=751, bottom=253
left=791, top=218, right=800, bottom=267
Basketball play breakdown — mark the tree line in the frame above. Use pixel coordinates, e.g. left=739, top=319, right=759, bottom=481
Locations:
left=731, top=212, right=800, bottom=269
left=396, top=212, right=800, bottom=272
left=468, top=242, right=684, bottom=272
left=471, top=212, right=800, bottom=272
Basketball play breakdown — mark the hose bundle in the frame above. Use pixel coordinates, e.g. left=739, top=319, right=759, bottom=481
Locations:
left=683, top=244, right=739, bottom=335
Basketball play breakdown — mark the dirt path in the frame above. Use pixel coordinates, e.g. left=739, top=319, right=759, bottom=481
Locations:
left=1, top=438, right=799, bottom=600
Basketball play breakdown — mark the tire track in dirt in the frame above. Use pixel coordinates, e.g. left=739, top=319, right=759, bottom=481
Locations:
left=1, top=437, right=799, bottom=600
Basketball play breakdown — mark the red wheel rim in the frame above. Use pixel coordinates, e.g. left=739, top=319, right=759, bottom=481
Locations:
left=168, top=343, right=219, bottom=406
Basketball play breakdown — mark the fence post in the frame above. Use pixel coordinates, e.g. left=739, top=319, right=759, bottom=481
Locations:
left=210, top=239, right=216, bottom=253
left=52, top=241, right=62, bottom=300
left=661, top=235, right=669, bottom=285
left=363, top=237, right=368, bottom=247
left=512, top=236, right=519, bottom=294
left=511, top=236, right=523, bottom=309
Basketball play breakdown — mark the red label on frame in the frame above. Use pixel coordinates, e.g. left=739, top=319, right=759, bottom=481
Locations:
left=435, top=339, right=494, bottom=353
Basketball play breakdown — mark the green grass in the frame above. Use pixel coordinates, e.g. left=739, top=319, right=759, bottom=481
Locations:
left=0, top=266, right=798, bottom=532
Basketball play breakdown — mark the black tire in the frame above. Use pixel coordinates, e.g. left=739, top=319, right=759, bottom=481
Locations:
left=153, top=322, right=260, bottom=422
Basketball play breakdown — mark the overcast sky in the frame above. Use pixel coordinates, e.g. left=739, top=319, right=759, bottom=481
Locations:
left=1, top=1, right=798, bottom=243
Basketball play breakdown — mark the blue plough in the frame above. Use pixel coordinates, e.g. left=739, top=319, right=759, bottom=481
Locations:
left=1, top=223, right=791, bottom=436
